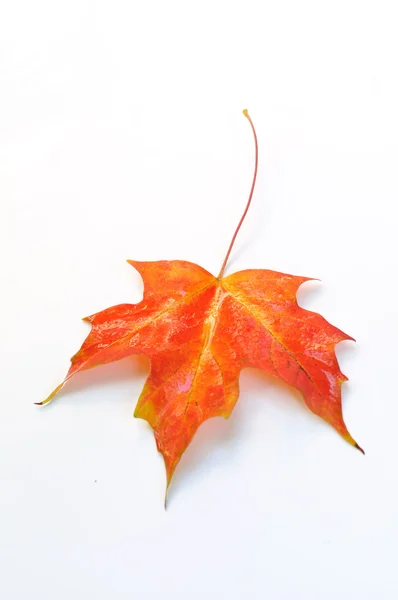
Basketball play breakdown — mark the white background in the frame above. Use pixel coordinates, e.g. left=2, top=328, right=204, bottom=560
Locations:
left=1, top=1, right=397, bottom=598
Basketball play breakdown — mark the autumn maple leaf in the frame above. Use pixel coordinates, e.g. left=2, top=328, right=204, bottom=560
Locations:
left=39, top=110, right=362, bottom=499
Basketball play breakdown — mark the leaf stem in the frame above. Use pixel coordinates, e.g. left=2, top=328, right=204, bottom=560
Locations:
left=217, top=109, right=259, bottom=279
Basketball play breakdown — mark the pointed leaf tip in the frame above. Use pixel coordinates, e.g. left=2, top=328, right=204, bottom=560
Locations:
left=343, top=430, right=364, bottom=455
left=355, top=442, right=365, bottom=455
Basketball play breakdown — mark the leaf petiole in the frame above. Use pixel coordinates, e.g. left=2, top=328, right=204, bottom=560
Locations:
left=217, top=109, right=259, bottom=279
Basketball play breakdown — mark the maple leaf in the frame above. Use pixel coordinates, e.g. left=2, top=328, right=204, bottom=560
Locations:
left=39, top=110, right=362, bottom=499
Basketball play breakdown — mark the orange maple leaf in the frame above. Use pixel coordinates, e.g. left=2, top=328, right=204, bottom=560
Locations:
left=39, top=110, right=362, bottom=499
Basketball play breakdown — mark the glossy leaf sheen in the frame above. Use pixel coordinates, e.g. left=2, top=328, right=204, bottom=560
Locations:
left=43, top=260, right=360, bottom=485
